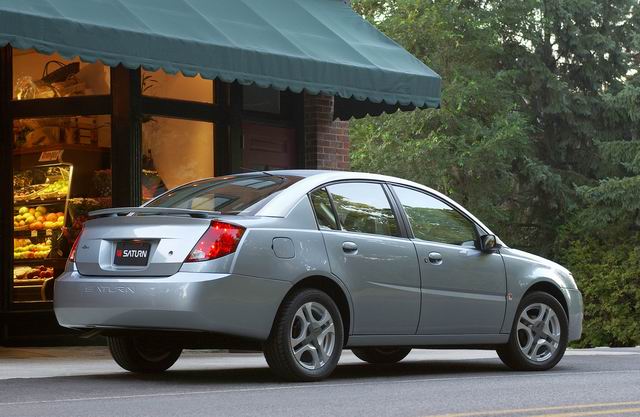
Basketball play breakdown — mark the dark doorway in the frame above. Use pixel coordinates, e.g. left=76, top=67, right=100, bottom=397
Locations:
left=242, top=122, right=297, bottom=171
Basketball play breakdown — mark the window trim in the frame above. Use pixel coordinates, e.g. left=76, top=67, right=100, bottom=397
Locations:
left=308, top=180, right=408, bottom=239
left=387, top=183, right=484, bottom=247
left=308, top=187, right=339, bottom=232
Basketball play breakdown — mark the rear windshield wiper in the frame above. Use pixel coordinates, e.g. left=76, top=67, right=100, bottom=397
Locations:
left=89, top=207, right=220, bottom=219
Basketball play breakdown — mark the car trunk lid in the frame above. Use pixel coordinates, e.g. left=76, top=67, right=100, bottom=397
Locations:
left=74, top=212, right=214, bottom=277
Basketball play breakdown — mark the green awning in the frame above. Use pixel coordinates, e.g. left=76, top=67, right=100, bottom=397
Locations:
left=0, top=0, right=440, bottom=113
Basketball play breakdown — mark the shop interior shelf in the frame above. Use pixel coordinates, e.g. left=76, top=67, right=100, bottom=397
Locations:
left=13, top=198, right=67, bottom=207
left=13, top=258, right=68, bottom=266
left=13, top=228, right=63, bottom=238
left=13, top=143, right=110, bottom=156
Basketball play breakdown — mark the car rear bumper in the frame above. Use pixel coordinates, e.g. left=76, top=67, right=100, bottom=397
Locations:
left=53, top=270, right=291, bottom=340
left=562, top=288, right=583, bottom=342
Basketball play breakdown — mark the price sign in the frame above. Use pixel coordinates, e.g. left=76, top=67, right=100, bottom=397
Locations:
left=39, top=150, right=64, bottom=162
left=31, top=230, right=38, bottom=238
left=46, top=229, right=53, bottom=236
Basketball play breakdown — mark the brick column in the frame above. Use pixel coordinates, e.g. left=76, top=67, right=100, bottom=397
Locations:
left=304, top=93, right=350, bottom=170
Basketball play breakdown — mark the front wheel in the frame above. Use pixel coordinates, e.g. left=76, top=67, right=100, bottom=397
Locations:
left=497, top=291, right=568, bottom=371
left=107, top=335, right=182, bottom=373
left=352, top=347, right=411, bottom=364
left=264, top=288, right=344, bottom=382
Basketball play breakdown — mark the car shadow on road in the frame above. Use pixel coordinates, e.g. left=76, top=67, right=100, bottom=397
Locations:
left=69, top=358, right=571, bottom=387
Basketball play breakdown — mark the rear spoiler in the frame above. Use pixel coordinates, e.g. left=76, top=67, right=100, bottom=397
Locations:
left=89, top=207, right=219, bottom=219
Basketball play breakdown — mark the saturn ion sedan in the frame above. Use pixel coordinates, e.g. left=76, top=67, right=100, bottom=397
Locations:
left=54, top=170, right=583, bottom=381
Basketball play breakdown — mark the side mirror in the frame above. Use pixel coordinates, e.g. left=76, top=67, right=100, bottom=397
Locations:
left=479, top=234, right=499, bottom=252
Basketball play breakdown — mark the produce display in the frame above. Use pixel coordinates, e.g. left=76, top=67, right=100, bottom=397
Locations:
left=13, top=265, right=55, bottom=281
left=68, top=197, right=111, bottom=232
left=13, top=184, right=46, bottom=201
left=13, top=165, right=70, bottom=203
left=13, top=178, right=69, bottom=202
left=39, top=179, right=69, bottom=198
left=14, top=205, right=65, bottom=231
left=13, top=238, right=52, bottom=260
left=12, top=163, right=74, bottom=303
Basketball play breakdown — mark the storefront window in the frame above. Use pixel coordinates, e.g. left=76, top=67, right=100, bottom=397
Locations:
left=13, top=49, right=110, bottom=100
left=142, top=69, right=214, bottom=103
left=142, top=117, right=214, bottom=202
left=12, top=116, right=112, bottom=303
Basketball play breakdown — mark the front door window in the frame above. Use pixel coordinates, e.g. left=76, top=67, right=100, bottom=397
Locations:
left=392, top=186, right=477, bottom=246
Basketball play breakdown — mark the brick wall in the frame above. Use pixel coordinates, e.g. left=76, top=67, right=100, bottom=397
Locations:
left=303, top=93, right=350, bottom=171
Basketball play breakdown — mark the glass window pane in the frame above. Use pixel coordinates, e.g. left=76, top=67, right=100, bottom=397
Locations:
left=393, top=186, right=477, bottom=246
left=310, top=188, right=338, bottom=230
left=327, top=183, right=399, bottom=237
left=142, top=69, right=214, bottom=103
left=147, top=175, right=302, bottom=215
left=142, top=117, right=214, bottom=202
left=13, top=49, right=110, bottom=100
left=13, top=116, right=112, bottom=303
left=14, top=115, right=111, bottom=149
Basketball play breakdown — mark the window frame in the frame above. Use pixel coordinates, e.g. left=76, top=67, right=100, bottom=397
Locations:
left=307, top=187, right=339, bottom=231
left=387, top=183, right=486, bottom=248
left=307, top=180, right=410, bottom=239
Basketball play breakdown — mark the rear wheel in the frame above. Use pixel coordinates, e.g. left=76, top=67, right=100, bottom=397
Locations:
left=264, top=288, right=343, bottom=382
left=108, top=335, right=182, bottom=373
left=497, top=291, right=568, bottom=371
left=352, top=347, right=411, bottom=364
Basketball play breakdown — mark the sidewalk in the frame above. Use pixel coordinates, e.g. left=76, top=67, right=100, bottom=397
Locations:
left=1, top=346, right=638, bottom=380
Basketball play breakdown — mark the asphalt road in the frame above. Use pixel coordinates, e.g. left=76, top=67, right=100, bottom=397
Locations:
left=1, top=348, right=639, bottom=417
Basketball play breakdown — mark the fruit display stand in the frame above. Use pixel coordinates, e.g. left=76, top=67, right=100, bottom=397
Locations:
left=13, top=163, right=72, bottom=302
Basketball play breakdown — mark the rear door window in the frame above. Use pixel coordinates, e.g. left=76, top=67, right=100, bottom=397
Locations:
left=327, top=182, right=400, bottom=237
left=147, top=174, right=301, bottom=215
left=309, top=188, right=338, bottom=230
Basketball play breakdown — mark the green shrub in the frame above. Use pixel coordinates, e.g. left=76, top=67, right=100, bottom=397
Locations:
left=557, top=236, right=640, bottom=347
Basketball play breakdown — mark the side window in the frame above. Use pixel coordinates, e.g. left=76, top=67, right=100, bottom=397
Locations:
left=327, top=183, right=400, bottom=237
left=309, top=188, right=338, bottom=230
left=392, top=186, right=477, bottom=246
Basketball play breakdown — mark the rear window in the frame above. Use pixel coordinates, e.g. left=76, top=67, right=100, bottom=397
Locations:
left=146, top=174, right=301, bottom=215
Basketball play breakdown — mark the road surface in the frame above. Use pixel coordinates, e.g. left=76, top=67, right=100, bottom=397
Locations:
left=1, top=347, right=639, bottom=417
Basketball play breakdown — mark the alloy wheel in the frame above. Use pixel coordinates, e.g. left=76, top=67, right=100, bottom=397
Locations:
left=517, top=303, right=561, bottom=362
left=289, top=301, right=336, bottom=370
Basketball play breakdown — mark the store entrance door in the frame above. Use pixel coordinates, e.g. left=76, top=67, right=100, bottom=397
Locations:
left=242, top=123, right=297, bottom=171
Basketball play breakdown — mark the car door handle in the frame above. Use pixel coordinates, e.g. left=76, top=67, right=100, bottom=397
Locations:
left=342, top=241, right=358, bottom=253
left=426, top=252, right=443, bottom=265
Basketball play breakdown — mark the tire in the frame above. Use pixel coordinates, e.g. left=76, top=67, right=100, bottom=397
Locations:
left=497, top=291, right=568, bottom=371
left=352, top=347, right=411, bottom=364
left=264, top=288, right=344, bottom=382
left=107, top=335, right=182, bottom=373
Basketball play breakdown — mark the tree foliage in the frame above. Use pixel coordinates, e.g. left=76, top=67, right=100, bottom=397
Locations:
left=351, top=0, right=640, bottom=346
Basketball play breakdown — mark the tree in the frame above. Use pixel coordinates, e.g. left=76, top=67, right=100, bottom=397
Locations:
left=351, top=0, right=544, bottom=250
left=492, top=0, right=640, bottom=244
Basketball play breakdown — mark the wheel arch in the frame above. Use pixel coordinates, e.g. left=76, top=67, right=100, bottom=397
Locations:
left=276, top=274, right=353, bottom=345
left=523, top=280, right=569, bottom=317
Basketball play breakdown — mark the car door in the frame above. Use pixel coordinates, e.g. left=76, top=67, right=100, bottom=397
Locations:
left=309, top=183, right=421, bottom=335
left=390, top=185, right=507, bottom=335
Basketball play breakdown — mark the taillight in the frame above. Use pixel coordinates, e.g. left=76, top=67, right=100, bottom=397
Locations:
left=68, top=231, right=83, bottom=262
left=185, top=221, right=245, bottom=262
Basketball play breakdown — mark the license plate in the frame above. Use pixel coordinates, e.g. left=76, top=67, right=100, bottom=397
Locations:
left=114, top=241, right=151, bottom=266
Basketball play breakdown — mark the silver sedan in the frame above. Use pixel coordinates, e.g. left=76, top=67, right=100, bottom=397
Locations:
left=54, top=170, right=583, bottom=381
